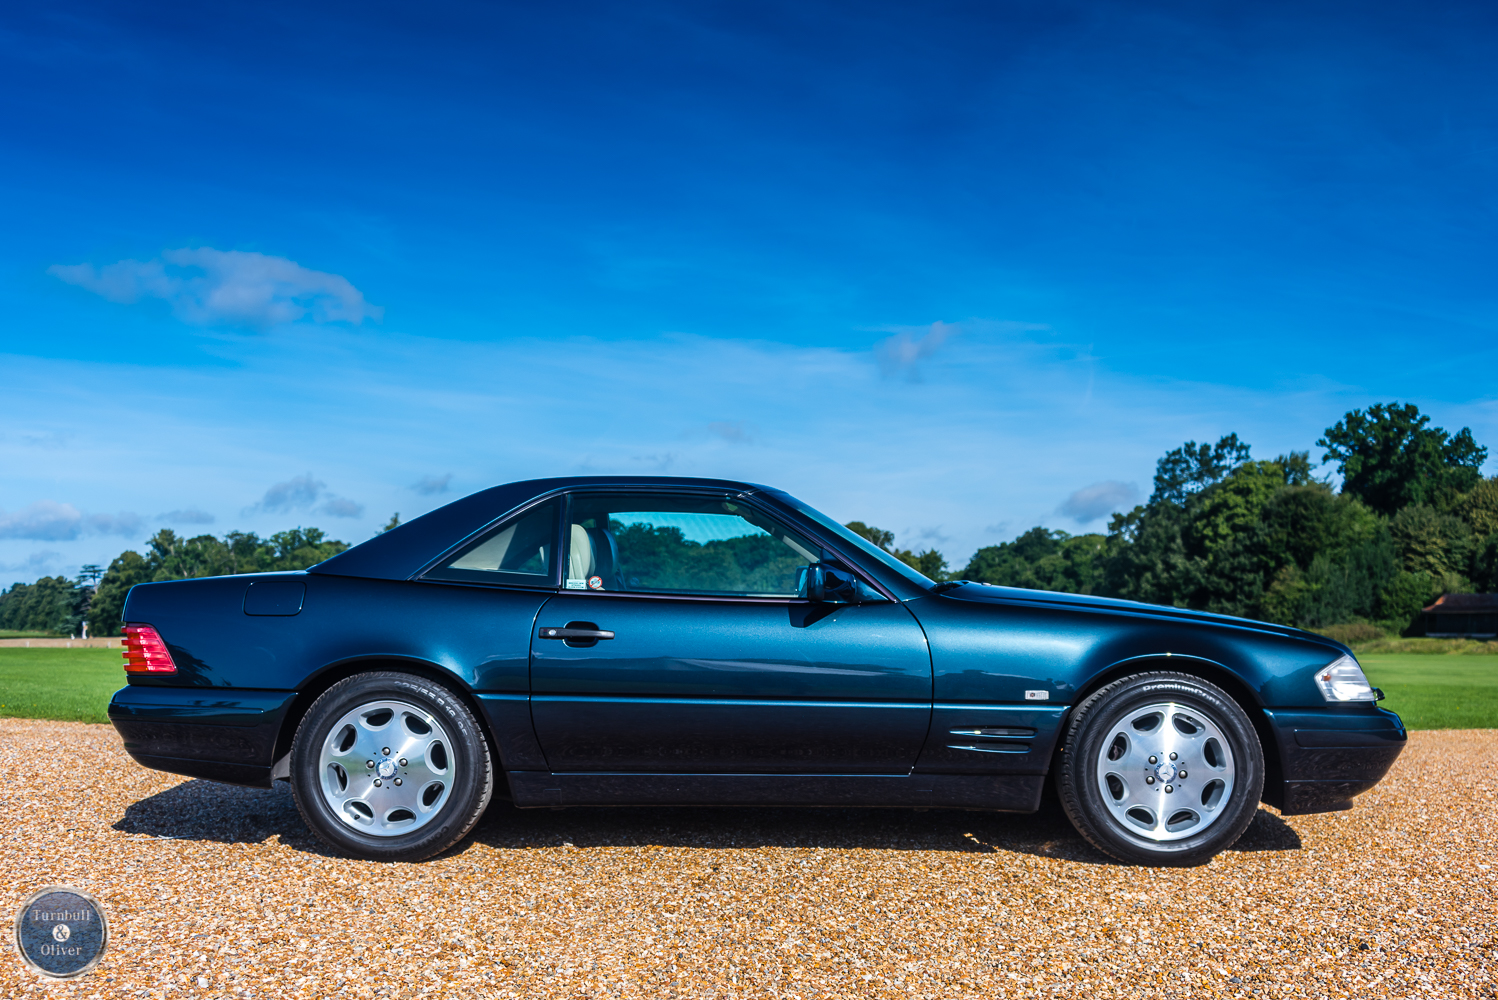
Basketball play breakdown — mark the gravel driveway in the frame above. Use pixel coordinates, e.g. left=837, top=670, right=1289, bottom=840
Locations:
left=1, top=719, right=1493, bottom=999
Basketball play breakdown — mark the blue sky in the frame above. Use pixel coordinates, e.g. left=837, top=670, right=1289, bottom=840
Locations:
left=3, top=0, right=1497, bottom=582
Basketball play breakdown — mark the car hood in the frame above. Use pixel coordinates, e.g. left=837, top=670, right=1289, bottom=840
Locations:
left=937, top=582, right=1343, bottom=647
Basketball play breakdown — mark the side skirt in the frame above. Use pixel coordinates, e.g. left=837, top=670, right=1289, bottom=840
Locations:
left=506, top=771, right=1044, bottom=812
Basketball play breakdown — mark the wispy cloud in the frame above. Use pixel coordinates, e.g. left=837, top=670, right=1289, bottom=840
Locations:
left=0, top=551, right=61, bottom=576
left=159, top=508, right=216, bottom=525
left=319, top=497, right=365, bottom=518
left=707, top=420, right=755, bottom=444
left=49, top=248, right=381, bottom=330
left=248, top=475, right=326, bottom=513
left=631, top=452, right=679, bottom=472
left=411, top=474, right=452, bottom=495
left=874, top=321, right=959, bottom=381
left=245, top=475, right=363, bottom=519
left=0, top=501, right=141, bottom=541
left=1058, top=481, right=1139, bottom=525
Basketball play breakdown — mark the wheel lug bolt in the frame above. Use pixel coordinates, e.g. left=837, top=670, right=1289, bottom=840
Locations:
left=1169, top=752, right=1178, bottom=761
left=399, top=758, right=407, bottom=767
left=373, top=778, right=383, bottom=787
left=366, top=761, right=375, bottom=768
left=1146, top=776, right=1155, bottom=785
left=1165, top=785, right=1174, bottom=793
left=1148, top=756, right=1158, bottom=764
left=382, top=747, right=391, bottom=755
left=1178, top=769, right=1187, bottom=778
left=393, top=778, right=402, bottom=786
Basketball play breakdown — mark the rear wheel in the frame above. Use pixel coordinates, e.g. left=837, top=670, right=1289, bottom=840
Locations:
left=291, top=672, right=493, bottom=862
left=1055, top=672, right=1264, bottom=866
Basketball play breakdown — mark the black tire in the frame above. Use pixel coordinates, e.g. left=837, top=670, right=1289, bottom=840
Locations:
left=290, top=672, right=493, bottom=862
left=1055, top=672, right=1264, bottom=866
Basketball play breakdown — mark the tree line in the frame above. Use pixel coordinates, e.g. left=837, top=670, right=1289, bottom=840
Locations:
left=851, top=402, right=1497, bottom=634
left=0, top=528, right=349, bottom=636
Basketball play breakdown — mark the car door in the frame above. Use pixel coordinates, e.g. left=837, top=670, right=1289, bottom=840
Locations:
left=529, top=490, right=933, bottom=774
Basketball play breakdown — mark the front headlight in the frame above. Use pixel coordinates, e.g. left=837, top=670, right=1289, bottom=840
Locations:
left=1315, top=654, right=1377, bottom=702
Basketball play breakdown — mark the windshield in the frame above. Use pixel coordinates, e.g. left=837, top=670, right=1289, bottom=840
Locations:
left=759, top=489, right=938, bottom=592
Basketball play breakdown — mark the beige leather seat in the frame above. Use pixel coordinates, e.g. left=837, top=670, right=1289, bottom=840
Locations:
left=567, top=523, right=595, bottom=588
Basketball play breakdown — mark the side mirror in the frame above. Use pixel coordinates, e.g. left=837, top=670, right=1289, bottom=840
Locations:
left=804, top=564, right=872, bottom=603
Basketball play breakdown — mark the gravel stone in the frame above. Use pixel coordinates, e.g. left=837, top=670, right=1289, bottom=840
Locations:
left=1, top=719, right=1493, bottom=998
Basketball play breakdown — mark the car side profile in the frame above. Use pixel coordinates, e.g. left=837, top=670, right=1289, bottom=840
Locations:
left=109, top=476, right=1406, bottom=865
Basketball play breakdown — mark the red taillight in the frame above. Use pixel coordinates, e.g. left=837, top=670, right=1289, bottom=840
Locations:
left=122, top=624, right=177, bottom=674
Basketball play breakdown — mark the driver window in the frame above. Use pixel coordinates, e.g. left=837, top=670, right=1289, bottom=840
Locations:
left=565, top=493, right=820, bottom=597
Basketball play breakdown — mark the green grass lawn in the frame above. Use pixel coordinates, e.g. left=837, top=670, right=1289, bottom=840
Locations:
left=0, top=648, right=124, bottom=724
left=0, top=648, right=1493, bottom=731
left=1359, top=654, right=1498, bottom=730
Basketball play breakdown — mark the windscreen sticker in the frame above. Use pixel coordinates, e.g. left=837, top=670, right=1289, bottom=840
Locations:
left=587, top=575, right=604, bottom=590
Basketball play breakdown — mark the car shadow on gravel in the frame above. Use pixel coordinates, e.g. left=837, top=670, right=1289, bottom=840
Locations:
left=467, top=792, right=1304, bottom=865
left=112, top=779, right=337, bottom=857
left=114, top=780, right=1302, bottom=866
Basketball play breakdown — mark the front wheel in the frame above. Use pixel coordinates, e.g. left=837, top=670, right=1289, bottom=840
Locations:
left=1055, top=672, right=1264, bottom=866
left=290, top=672, right=493, bottom=862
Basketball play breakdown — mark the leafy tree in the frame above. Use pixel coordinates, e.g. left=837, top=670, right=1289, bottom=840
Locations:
left=1457, top=477, right=1498, bottom=536
left=1387, top=505, right=1473, bottom=581
left=963, top=415, right=1489, bottom=633
left=382, top=513, right=401, bottom=532
left=87, top=551, right=153, bottom=637
left=0, top=576, right=88, bottom=635
left=1318, top=402, right=1487, bottom=516
left=844, top=522, right=895, bottom=551
left=845, top=522, right=949, bottom=580
left=86, top=526, right=350, bottom=635
left=1470, top=534, right=1498, bottom=592
left=1149, top=434, right=1252, bottom=506
left=908, top=549, right=949, bottom=580
left=962, top=528, right=1107, bottom=594
left=610, top=522, right=804, bottom=593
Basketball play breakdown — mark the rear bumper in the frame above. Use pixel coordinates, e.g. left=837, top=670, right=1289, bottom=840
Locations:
left=1262, top=707, right=1407, bottom=815
left=108, top=685, right=297, bottom=788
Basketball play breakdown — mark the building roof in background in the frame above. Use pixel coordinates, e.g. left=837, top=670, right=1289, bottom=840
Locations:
left=1422, top=593, right=1498, bottom=613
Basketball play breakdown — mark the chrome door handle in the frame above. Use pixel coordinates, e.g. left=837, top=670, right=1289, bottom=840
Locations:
left=538, top=627, right=615, bottom=640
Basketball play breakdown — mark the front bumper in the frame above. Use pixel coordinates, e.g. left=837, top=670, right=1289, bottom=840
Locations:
left=108, top=685, right=298, bottom=788
left=1261, top=706, right=1407, bottom=815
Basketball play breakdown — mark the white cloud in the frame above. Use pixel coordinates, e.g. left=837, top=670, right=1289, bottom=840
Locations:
left=49, top=248, right=381, bottom=330
left=631, top=453, right=679, bottom=472
left=411, top=474, right=452, bottom=496
left=159, top=508, right=216, bottom=525
left=707, top=420, right=755, bottom=444
left=0, top=501, right=141, bottom=540
left=0, top=551, right=62, bottom=577
left=319, top=497, right=365, bottom=519
left=875, top=321, right=959, bottom=381
left=244, top=475, right=363, bottom=520
left=247, top=475, right=326, bottom=514
left=1058, top=481, right=1140, bottom=525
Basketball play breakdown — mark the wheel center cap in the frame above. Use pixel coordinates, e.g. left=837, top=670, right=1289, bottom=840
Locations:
left=1154, top=761, right=1177, bottom=783
left=376, top=759, right=398, bottom=778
